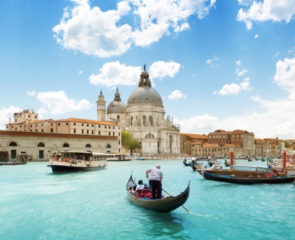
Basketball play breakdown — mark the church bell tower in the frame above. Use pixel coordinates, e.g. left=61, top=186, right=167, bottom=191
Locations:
left=97, top=90, right=106, bottom=121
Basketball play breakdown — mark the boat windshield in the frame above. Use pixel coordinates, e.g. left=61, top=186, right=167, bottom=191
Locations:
left=62, top=152, right=92, bottom=160
left=232, top=166, right=271, bottom=172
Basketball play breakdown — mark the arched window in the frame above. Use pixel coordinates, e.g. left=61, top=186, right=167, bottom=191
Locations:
left=106, top=144, right=111, bottom=149
left=85, top=143, right=91, bottom=148
left=63, top=143, right=70, bottom=148
left=38, top=142, right=45, bottom=147
left=145, top=133, right=155, bottom=139
left=149, top=116, right=153, bottom=126
left=143, top=115, right=147, bottom=126
left=9, top=141, right=17, bottom=147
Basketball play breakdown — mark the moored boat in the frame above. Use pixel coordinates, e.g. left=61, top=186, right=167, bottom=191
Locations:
left=47, top=151, right=108, bottom=173
left=126, top=175, right=190, bottom=213
left=202, top=166, right=295, bottom=184
left=203, top=171, right=295, bottom=184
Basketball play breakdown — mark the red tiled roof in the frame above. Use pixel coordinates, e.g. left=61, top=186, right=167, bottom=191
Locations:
left=0, top=130, right=117, bottom=140
left=180, top=133, right=208, bottom=139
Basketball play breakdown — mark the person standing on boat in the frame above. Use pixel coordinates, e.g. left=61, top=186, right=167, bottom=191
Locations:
left=145, top=165, right=163, bottom=199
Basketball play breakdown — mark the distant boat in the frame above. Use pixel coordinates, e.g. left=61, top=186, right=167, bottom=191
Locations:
left=126, top=175, right=190, bottom=213
left=0, top=161, right=28, bottom=166
left=201, top=166, right=295, bottom=184
left=183, top=159, right=192, bottom=166
left=47, top=151, right=108, bottom=173
left=135, top=157, right=145, bottom=161
left=203, top=171, right=295, bottom=184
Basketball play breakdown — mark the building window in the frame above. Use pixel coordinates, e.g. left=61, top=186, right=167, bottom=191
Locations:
left=63, top=143, right=70, bottom=148
left=109, top=132, right=111, bottom=136
left=74, top=122, right=76, bottom=126
left=11, top=150, right=17, bottom=159
left=51, top=128, right=53, bottom=133
left=74, top=129, right=76, bottom=133
left=92, top=130, right=94, bottom=135
left=99, top=131, right=101, bottom=135
left=38, top=142, right=45, bottom=147
left=85, top=143, right=91, bottom=148
left=66, top=123, right=68, bottom=126
left=87, top=130, right=89, bottom=134
left=82, top=130, right=84, bottom=134
left=58, top=123, right=60, bottom=126
left=106, top=144, right=111, bottom=149
left=39, top=150, right=44, bottom=159
left=9, top=141, right=17, bottom=147
left=82, top=123, right=84, bottom=126
left=87, top=124, right=89, bottom=127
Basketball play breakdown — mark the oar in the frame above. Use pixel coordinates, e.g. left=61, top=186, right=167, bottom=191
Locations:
left=162, top=188, right=192, bottom=214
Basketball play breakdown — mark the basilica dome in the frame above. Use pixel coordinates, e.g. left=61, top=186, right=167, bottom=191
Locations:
left=127, top=69, right=163, bottom=107
left=107, top=88, right=126, bottom=114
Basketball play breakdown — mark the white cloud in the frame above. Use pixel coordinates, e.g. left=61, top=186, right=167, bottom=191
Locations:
left=36, top=90, right=92, bottom=114
left=236, top=68, right=248, bottom=77
left=0, top=106, right=22, bottom=129
left=37, top=108, right=48, bottom=118
left=215, top=60, right=251, bottom=96
left=254, top=34, right=259, bottom=39
left=89, top=61, right=141, bottom=87
left=215, top=77, right=251, bottom=95
left=206, top=56, right=219, bottom=68
left=89, top=60, right=181, bottom=87
left=274, top=57, right=295, bottom=93
left=178, top=56, right=295, bottom=139
left=237, top=0, right=295, bottom=30
left=149, top=61, right=181, bottom=80
left=168, top=90, right=186, bottom=100
left=53, top=0, right=215, bottom=57
left=26, top=90, right=36, bottom=96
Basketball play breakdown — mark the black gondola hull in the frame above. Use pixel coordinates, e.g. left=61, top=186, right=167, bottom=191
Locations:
left=126, top=176, right=190, bottom=213
left=203, top=171, right=295, bottom=184
left=49, top=165, right=106, bottom=173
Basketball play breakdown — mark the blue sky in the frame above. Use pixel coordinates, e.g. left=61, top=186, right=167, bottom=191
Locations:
left=1, top=0, right=295, bottom=139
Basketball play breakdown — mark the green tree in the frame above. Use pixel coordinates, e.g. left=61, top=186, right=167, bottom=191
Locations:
left=122, top=130, right=141, bottom=155
left=284, top=140, right=290, bottom=148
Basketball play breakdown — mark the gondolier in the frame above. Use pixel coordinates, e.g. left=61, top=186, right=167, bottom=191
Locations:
left=146, top=165, right=163, bottom=199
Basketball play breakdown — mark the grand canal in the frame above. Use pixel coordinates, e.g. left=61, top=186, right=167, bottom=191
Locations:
left=0, top=160, right=294, bottom=240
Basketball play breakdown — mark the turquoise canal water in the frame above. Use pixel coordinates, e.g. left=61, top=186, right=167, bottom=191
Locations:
left=0, top=160, right=295, bottom=240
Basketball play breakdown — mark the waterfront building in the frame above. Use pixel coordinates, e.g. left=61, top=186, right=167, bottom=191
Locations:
left=254, top=137, right=283, bottom=157
left=179, top=133, right=208, bottom=155
left=208, top=129, right=255, bottom=157
left=181, top=129, right=255, bottom=158
left=1, top=110, right=121, bottom=161
left=99, top=67, right=180, bottom=156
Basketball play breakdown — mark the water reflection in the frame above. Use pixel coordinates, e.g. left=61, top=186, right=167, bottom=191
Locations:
left=138, top=211, right=191, bottom=240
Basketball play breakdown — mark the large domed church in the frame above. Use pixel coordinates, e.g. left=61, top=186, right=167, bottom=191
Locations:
left=97, top=66, right=180, bottom=156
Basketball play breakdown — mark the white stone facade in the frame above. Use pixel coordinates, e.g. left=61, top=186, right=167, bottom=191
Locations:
left=102, top=68, right=180, bottom=156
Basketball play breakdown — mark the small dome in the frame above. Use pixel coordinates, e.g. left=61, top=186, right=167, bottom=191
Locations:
left=127, top=87, right=163, bottom=106
left=107, top=88, right=126, bottom=114
left=107, top=101, right=126, bottom=114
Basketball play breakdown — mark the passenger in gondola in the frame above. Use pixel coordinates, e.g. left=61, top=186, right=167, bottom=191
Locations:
left=135, top=180, right=145, bottom=192
left=146, top=165, right=163, bottom=199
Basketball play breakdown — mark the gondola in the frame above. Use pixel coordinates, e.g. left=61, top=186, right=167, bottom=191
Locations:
left=183, top=159, right=191, bottom=166
left=203, top=171, right=295, bottom=184
left=126, top=175, right=190, bottom=213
